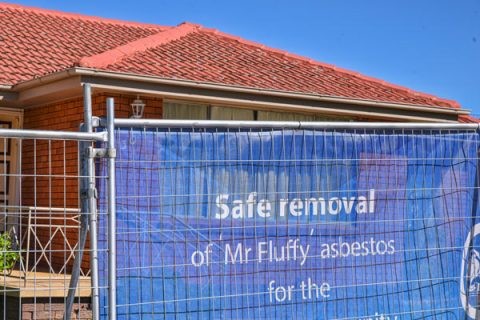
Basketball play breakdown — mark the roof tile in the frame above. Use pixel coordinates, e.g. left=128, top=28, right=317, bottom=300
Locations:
left=0, top=2, right=166, bottom=85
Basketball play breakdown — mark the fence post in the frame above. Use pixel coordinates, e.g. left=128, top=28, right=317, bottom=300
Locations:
left=65, top=83, right=100, bottom=320
left=106, top=97, right=117, bottom=319
left=86, top=91, right=100, bottom=320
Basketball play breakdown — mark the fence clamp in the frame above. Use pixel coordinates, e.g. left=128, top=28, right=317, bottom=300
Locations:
left=91, top=116, right=101, bottom=128
left=81, top=187, right=98, bottom=200
left=87, top=146, right=116, bottom=159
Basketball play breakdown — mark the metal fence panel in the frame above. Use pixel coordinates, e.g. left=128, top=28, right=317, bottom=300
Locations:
left=0, top=130, right=105, bottom=320
left=97, top=124, right=480, bottom=319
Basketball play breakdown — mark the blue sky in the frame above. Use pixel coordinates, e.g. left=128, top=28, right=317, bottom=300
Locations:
left=10, top=0, right=480, bottom=113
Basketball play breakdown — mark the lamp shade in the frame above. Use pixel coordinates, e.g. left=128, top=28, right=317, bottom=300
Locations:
left=130, top=96, right=145, bottom=119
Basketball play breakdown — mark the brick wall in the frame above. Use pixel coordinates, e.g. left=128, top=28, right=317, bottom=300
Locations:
left=22, top=301, right=91, bottom=320
left=0, top=297, right=91, bottom=320
left=22, top=93, right=163, bottom=272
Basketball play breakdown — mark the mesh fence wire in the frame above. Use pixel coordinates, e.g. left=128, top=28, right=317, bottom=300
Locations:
left=0, top=135, right=97, bottom=320
left=98, top=127, right=480, bottom=320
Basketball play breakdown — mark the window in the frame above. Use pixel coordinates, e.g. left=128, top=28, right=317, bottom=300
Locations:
left=163, top=101, right=353, bottom=121
left=163, top=101, right=209, bottom=120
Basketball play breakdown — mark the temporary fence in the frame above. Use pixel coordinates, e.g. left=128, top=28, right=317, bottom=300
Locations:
left=2, top=94, right=480, bottom=320
left=94, top=116, right=480, bottom=320
left=0, top=128, right=107, bottom=320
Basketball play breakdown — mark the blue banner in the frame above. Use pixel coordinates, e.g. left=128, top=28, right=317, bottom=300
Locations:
left=98, top=129, right=480, bottom=319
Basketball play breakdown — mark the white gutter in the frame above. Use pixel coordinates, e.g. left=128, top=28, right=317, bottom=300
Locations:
left=12, top=69, right=77, bottom=91
left=11, top=67, right=469, bottom=117
left=85, top=83, right=458, bottom=122
left=72, top=68, right=470, bottom=116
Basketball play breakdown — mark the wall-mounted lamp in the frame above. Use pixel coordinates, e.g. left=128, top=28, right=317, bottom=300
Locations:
left=130, top=95, right=146, bottom=119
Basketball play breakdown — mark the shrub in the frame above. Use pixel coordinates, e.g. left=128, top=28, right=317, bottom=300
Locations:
left=0, top=232, right=20, bottom=274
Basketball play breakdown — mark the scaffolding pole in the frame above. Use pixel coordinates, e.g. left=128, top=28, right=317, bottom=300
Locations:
left=106, top=97, right=117, bottom=319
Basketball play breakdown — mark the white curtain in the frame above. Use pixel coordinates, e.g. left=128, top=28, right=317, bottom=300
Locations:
left=163, top=102, right=209, bottom=119
left=164, top=101, right=352, bottom=121
left=257, top=110, right=316, bottom=121
left=211, top=106, right=254, bottom=120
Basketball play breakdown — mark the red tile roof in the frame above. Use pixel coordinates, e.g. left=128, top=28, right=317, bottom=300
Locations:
left=458, top=115, right=480, bottom=123
left=0, top=3, right=462, bottom=110
left=0, top=2, right=167, bottom=85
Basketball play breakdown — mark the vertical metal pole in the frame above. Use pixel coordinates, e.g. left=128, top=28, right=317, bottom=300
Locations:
left=107, top=98, right=117, bottom=319
left=87, top=93, right=100, bottom=320
left=65, top=83, right=100, bottom=319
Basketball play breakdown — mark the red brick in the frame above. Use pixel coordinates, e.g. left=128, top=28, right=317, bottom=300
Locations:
left=31, top=311, right=55, bottom=320
left=22, top=312, right=33, bottom=320
left=77, top=310, right=93, bottom=319
left=22, top=304, right=44, bottom=312
left=43, top=304, right=65, bottom=311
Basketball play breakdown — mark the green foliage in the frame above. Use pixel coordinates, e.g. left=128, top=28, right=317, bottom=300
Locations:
left=0, top=232, right=20, bottom=273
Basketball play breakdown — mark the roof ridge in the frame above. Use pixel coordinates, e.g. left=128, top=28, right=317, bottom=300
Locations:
left=0, top=2, right=166, bottom=29
left=79, top=23, right=198, bottom=69
left=199, top=26, right=460, bottom=109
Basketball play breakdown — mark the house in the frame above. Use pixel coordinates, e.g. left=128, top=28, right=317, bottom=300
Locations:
left=0, top=2, right=476, bottom=319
